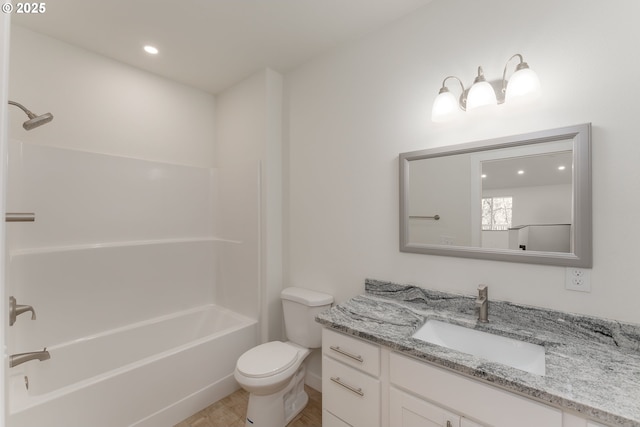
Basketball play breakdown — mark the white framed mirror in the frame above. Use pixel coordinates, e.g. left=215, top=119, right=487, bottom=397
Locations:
left=399, top=123, right=592, bottom=267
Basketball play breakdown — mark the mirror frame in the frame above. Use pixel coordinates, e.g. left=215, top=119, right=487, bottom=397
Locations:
left=399, top=123, right=592, bottom=267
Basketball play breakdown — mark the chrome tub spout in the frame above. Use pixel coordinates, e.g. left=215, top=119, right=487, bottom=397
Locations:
left=10, top=348, right=50, bottom=368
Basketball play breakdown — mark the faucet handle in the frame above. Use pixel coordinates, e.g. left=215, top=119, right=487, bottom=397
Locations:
left=9, top=296, right=37, bottom=326
left=477, top=284, right=488, bottom=298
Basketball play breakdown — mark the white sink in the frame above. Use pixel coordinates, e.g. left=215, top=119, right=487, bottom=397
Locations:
left=412, top=319, right=546, bottom=376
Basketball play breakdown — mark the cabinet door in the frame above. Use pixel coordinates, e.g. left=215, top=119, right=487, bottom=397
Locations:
left=460, top=418, right=484, bottom=427
left=390, top=387, right=460, bottom=427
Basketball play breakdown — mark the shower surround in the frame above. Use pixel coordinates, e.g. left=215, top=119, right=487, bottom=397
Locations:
left=6, top=140, right=260, bottom=426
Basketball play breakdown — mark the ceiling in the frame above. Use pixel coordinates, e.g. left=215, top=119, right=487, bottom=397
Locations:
left=13, top=0, right=433, bottom=94
left=482, top=151, right=573, bottom=190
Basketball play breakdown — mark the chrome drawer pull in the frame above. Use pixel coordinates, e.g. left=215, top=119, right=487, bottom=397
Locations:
left=329, top=345, right=363, bottom=363
left=6, top=213, right=35, bottom=222
left=330, top=376, right=364, bottom=397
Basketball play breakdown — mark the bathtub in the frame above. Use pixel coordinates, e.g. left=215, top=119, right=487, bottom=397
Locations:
left=8, top=304, right=258, bottom=427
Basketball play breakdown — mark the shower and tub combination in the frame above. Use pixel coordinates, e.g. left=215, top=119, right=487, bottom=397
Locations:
left=5, top=104, right=260, bottom=427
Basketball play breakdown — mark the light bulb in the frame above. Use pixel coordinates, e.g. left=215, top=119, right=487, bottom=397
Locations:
left=144, top=45, right=159, bottom=55
left=467, top=67, right=497, bottom=111
left=431, top=89, right=460, bottom=122
left=467, top=81, right=497, bottom=110
left=505, top=67, right=541, bottom=102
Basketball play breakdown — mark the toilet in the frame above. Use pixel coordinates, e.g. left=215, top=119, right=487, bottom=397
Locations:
left=234, top=287, right=333, bottom=427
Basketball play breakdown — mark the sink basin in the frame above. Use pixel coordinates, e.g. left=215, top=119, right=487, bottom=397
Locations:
left=412, top=319, right=546, bottom=376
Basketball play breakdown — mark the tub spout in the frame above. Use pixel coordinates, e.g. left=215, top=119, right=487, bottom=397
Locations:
left=9, top=296, right=36, bottom=326
left=10, top=348, right=50, bottom=368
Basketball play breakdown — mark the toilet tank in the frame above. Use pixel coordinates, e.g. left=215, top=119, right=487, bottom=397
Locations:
left=281, top=287, right=333, bottom=349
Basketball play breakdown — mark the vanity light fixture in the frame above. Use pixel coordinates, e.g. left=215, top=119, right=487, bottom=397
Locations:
left=431, top=53, right=540, bottom=122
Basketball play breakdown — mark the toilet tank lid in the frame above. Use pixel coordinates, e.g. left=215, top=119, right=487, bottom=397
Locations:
left=281, top=287, right=333, bottom=306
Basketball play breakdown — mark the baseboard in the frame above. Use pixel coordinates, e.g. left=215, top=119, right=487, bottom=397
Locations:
left=130, top=374, right=240, bottom=427
left=305, top=369, right=322, bottom=392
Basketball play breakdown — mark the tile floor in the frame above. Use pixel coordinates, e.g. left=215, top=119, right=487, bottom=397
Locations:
left=174, top=386, right=322, bottom=427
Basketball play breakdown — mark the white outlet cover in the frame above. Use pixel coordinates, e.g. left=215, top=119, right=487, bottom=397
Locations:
left=565, top=267, right=591, bottom=292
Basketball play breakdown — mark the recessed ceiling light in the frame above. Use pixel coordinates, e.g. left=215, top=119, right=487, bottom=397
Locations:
left=481, top=174, right=487, bottom=178
left=558, top=165, right=566, bottom=171
left=144, top=45, right=159, bottom=55
left=517, top=170, right=525, bottom=175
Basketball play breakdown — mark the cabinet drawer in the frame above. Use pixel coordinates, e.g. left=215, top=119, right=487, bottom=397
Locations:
left=323, top=409, right=353, bottom=427
left=323, top=356, right=380, bottom=427
left=390, top=352, right=562, bottom=427
left=323, top=328, right=380, bottom=377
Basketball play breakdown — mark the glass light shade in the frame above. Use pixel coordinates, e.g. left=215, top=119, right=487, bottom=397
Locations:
left=505, top=68, right=541, bottom=102
left=466, top=81, right=497, bottom=110
left=431, top=90, right=460, bottom=122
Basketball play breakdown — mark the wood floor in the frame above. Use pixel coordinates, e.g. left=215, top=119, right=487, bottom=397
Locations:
left=174, top=386, right=322, bottom=427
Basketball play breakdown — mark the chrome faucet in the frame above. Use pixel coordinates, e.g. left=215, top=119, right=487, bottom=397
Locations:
left=9, top=296, right=36, bottom=326
left=476, top=284, right=489, bottom=323
left=10, top=348, right=50, bottom=368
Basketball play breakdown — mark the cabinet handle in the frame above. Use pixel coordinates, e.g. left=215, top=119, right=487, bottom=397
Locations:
left=447, top=422, right=452, bottom=427
left=6, top=213, right=35, bottom=222
left=330, top=376, right=364, bottom=397
left=329, top=345, right=364, bottom=363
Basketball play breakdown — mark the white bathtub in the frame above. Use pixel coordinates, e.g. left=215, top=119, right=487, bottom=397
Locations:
left=8, top=304, right=257, bottom=427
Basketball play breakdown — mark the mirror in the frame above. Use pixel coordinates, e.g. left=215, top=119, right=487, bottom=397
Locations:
left=399, top=123, right=591, bottom=267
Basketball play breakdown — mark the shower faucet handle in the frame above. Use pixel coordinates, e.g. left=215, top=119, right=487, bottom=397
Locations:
left=9, top=296, right=37, bottom=326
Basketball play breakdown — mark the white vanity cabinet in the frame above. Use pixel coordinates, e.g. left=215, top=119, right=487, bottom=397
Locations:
left=390, top=386, right=484, bottom=427
left=322, top=328, right=382, bottom=427
left=390, top=352, right=562, bottom=427
left=322, top=328, right=618, bottom=427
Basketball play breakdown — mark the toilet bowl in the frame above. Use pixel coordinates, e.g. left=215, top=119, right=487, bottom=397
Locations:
left=234, top=287, right=333, bottom=427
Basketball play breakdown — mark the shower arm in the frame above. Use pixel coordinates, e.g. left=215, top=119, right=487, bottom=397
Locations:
left=8, top=100, right=38, bottom=118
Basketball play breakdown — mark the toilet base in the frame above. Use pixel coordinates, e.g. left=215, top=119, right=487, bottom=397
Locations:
left=245, top=364, right=308, bottom=427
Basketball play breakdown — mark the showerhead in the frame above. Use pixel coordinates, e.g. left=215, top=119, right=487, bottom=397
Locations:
left=8, top=100, right=54, bottom=130
left=23, top=111, right=54, bottom=130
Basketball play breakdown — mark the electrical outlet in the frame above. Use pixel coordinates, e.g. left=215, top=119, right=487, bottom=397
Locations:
left=565, top=267, right=591, bottom=292
left=440, top=236, right=455, bottom=245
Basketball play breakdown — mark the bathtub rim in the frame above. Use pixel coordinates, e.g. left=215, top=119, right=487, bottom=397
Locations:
left=9, top=303, right=257, bottom=414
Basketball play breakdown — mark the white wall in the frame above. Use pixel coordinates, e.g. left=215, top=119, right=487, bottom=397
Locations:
left=1, top=10, right=11, bottom=426
left=408, top=155, right=472, bottom=246
left=9, top=26, right=216, bottom=168
left=215, top=69, right=284, bottom=343
left=285, top=0, right=640, bottom=324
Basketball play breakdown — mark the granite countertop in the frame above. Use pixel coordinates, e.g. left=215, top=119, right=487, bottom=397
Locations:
left=316, top=279, right=640, bottom=427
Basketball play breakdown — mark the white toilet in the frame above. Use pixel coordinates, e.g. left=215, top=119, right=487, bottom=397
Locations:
left=234, top=287, right=333, bottom=427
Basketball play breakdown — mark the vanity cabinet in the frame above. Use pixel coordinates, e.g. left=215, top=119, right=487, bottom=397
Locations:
left=390, top=386, right=484, bottom=427
left=322, top=328, right=617, bottom=427
left=390, top=352, right=562, bottom=427
left=322, top=328, right=381, bottom=427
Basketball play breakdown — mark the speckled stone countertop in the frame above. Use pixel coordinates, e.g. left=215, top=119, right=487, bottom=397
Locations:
left=316, top=279, right=640, bottom=427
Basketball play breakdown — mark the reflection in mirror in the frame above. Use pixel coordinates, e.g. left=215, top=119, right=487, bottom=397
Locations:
left=400, top=124, right=591, bottom=267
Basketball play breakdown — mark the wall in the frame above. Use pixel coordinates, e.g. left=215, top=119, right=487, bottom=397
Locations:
left=285, top=0, right=640, bottom=325
left=215, top=68, right=283, bottom=343
left=408, top=155, right=471, bottom=246
left=8, top=26, right=216, bottom=167
left=1, top=10, right=11, bottom=426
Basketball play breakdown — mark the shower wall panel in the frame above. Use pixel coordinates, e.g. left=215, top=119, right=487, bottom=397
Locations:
left=6, top=141, right=219, bottom=349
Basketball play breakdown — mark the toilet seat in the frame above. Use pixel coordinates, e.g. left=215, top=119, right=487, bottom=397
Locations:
left=236, top=341, right=299, bottom=378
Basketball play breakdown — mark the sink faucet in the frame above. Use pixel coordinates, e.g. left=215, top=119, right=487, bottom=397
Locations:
left=9, top=296, right=36, bottom=326
left=476, top=284, right=488, bottom=323
left=10, top=348, right=50, bottom=368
